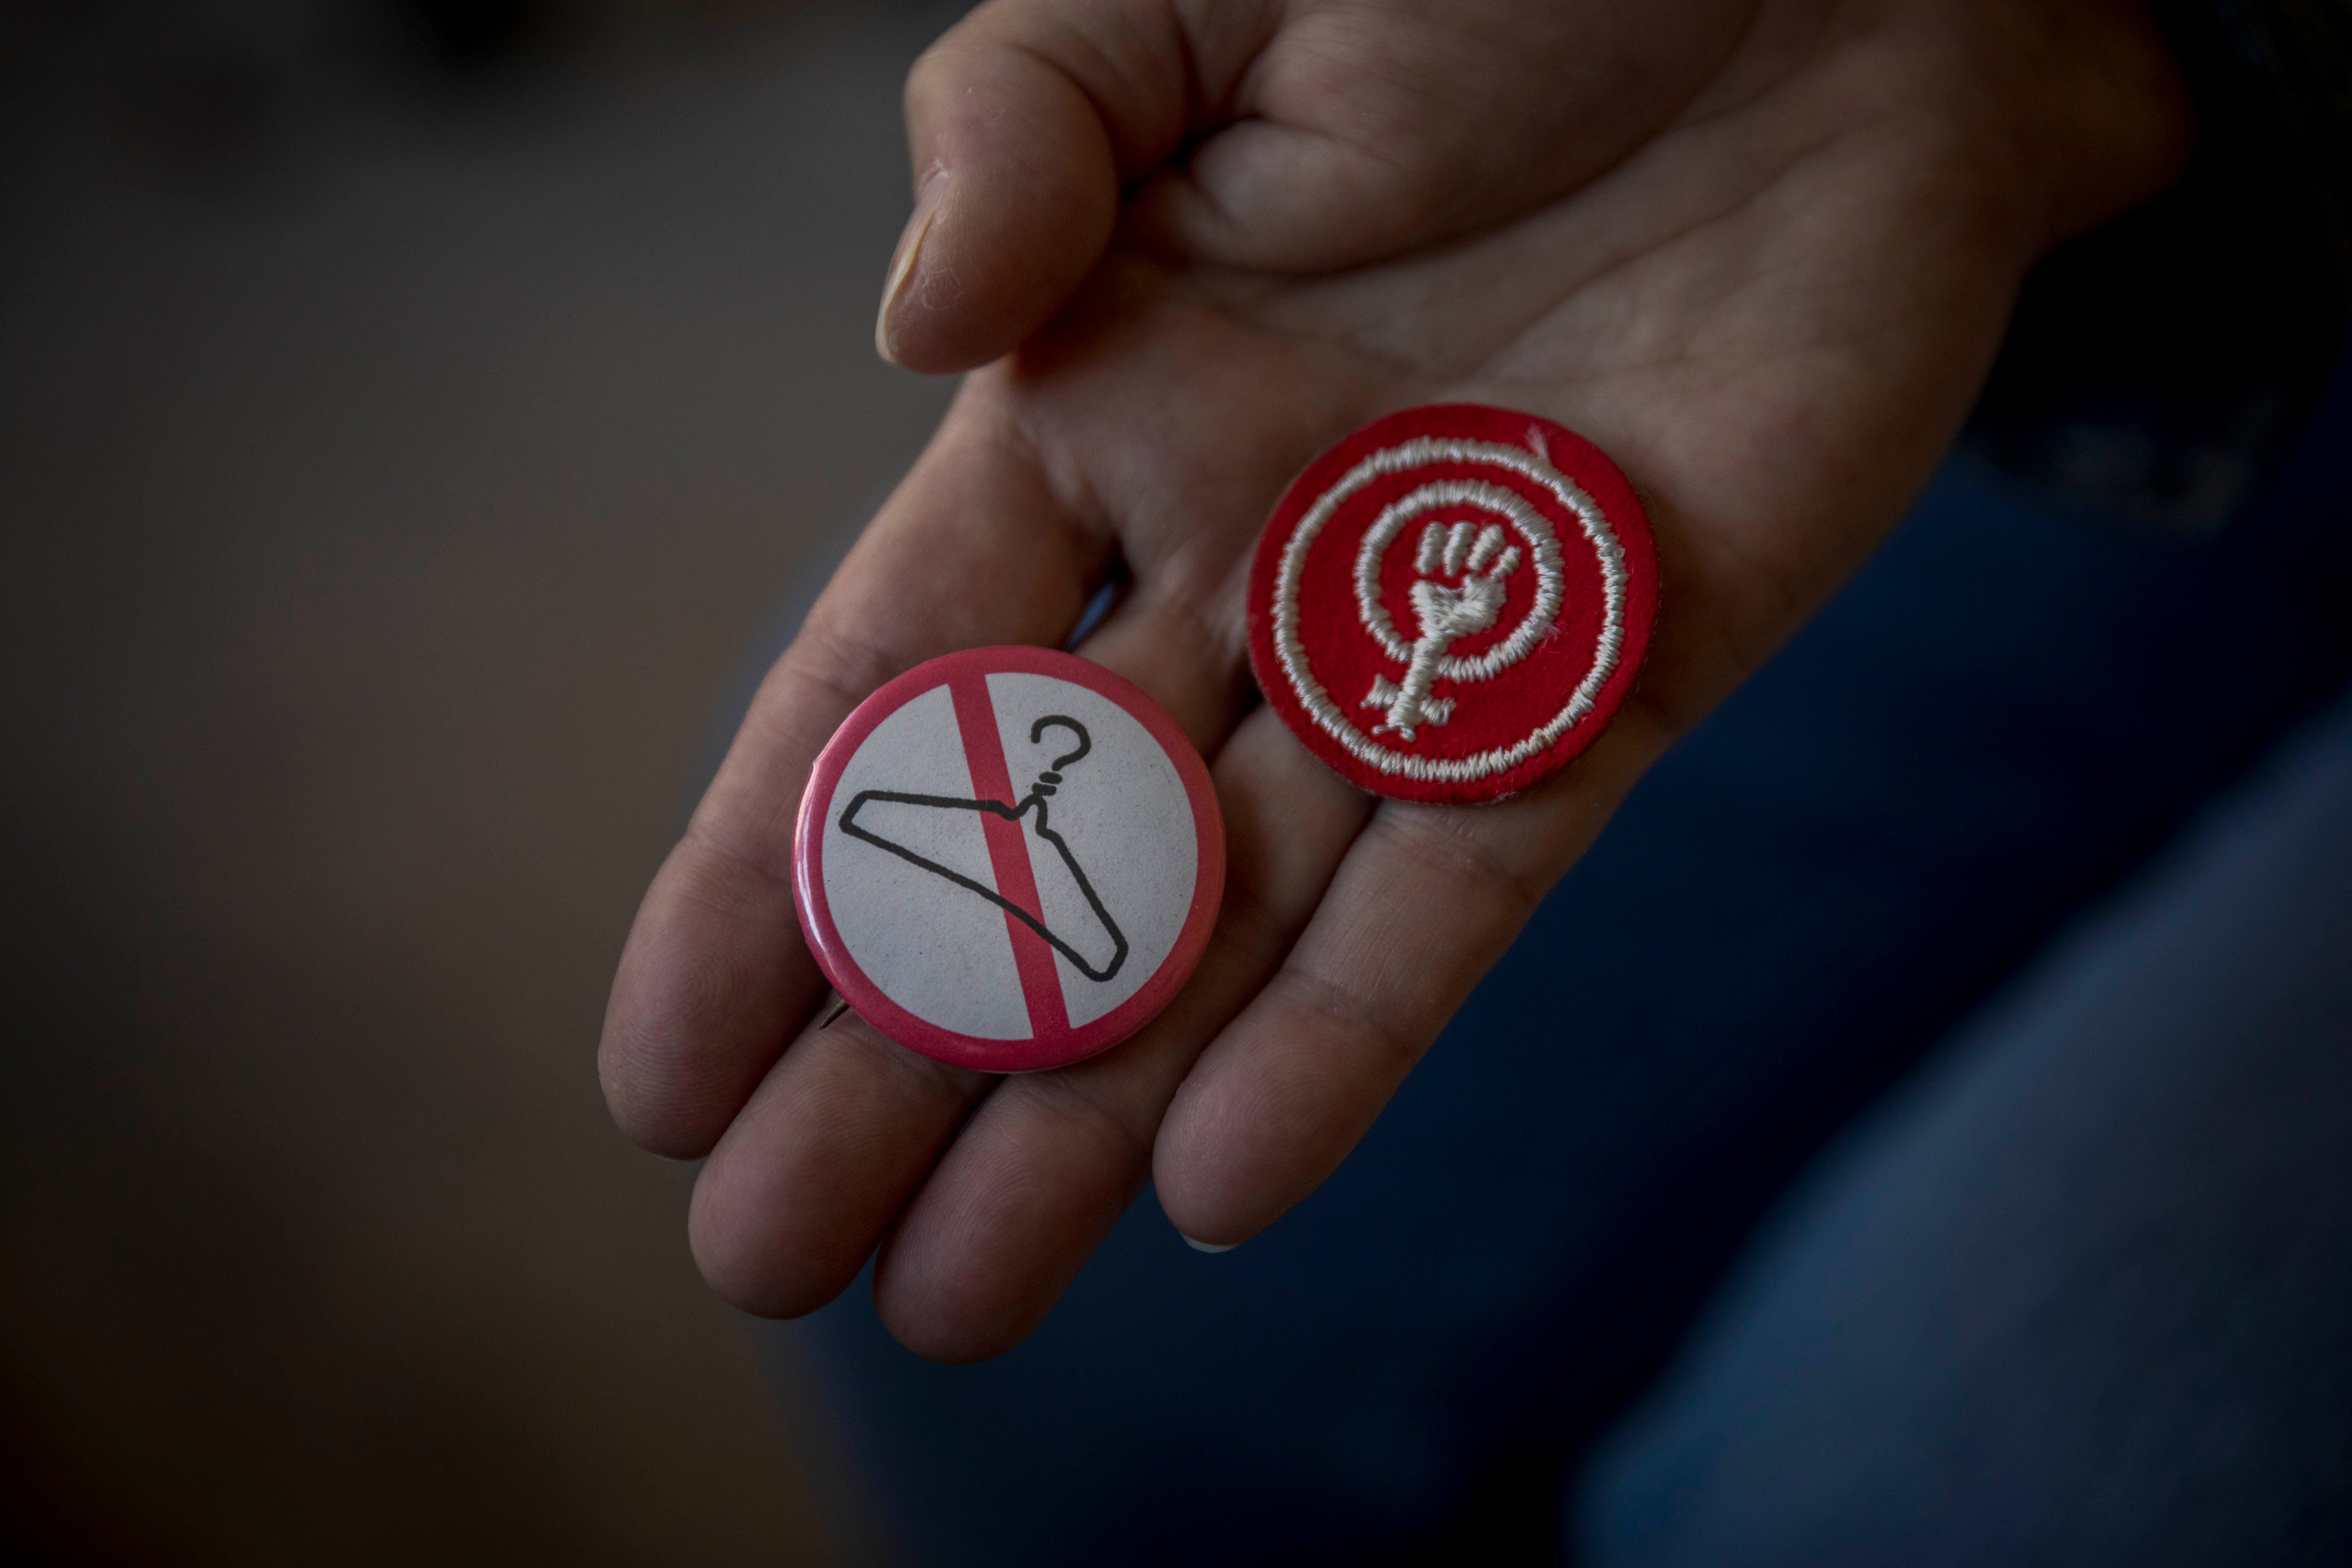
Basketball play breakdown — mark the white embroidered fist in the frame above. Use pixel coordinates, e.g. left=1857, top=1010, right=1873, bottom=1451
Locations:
left=1409, top=520, right=1521, bottom=645
left=1368, top=520, right=1522, bottom=737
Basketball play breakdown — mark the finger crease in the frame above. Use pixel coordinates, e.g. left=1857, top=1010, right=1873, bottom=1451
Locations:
left=1366, top=810, right=1545, bottom=924
left=1013, top=1072, right=1155, bottom=1168
left=1268, top=963, right=1424, bottom=1079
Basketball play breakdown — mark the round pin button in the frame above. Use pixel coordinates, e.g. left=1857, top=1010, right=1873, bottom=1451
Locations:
left=793, top=646, right=1224, bottom=1073
left=1247, top=404, right=1660, bottom=804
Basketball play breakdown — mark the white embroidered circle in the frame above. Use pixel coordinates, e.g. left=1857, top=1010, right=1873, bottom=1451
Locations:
left=1270, top=437, right=1630, bottom=785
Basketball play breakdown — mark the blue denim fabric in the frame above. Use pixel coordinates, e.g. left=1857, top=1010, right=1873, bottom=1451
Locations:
left=755, top=359, right=2352, bottom=1566
left=1573, top=679, right=2352, bottom=1568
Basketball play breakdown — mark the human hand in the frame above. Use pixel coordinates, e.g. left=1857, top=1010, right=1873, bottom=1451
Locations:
left=601, top=0, right=2187, bottom=1360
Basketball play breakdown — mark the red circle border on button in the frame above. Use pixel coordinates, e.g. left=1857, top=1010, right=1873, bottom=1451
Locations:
left=1247, top=405, right=1660, bottom=804
left=793, top=645, right=1225, bottom=1074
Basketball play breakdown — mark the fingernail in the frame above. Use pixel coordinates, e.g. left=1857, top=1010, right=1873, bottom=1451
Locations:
left=1182, top=1234, right=1238, bottom=1254
left=875, top=177, right=944, bottom=366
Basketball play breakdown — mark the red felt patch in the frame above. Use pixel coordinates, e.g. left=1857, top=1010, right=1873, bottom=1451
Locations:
left=1246, top=405, right=1659, bottom=805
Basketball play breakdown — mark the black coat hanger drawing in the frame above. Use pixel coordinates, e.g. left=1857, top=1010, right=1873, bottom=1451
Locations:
left=838, top=715, right=1130, bottom=983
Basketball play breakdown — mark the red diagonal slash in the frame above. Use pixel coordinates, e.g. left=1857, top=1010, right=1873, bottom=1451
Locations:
left=947, top=671, right=1071, bottom=1043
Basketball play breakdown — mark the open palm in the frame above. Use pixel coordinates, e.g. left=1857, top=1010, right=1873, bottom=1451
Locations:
left=601, top=0, right=2184, bottom=1360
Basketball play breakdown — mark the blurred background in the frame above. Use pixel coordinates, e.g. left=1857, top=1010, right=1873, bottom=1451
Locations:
left=1, top=1, right=960, bottom=1559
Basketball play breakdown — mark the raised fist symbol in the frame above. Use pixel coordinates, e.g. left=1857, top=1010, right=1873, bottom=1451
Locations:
left=1366, top=520, right=1522, bottom=737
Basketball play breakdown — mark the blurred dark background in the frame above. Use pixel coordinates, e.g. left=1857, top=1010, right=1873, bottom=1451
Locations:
left=0, top=1, right=958, bottom=1559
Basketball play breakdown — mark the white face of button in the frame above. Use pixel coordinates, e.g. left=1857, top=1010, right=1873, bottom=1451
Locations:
left=821, top=682, right=1029, bottom=1040
left=818, top=669, right=1199, bottom=1044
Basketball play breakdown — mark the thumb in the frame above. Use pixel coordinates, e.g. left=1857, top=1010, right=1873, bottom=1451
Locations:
left=875, top=0, right=1255, bottom=373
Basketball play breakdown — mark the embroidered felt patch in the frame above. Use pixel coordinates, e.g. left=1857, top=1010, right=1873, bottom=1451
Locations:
left=1246, top=405, right=1659, bottom=804
left=793, top=646, right=1224, bottom=1073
